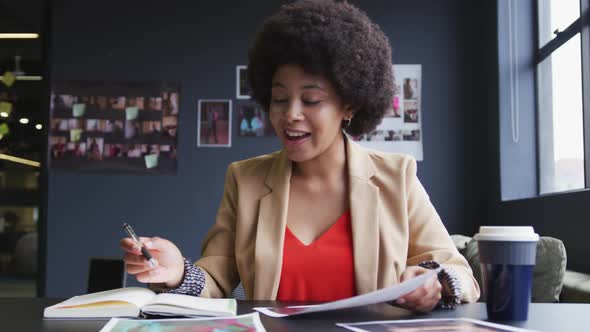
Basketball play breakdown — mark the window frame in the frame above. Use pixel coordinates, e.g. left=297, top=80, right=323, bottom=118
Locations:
left=534, top=0, right=590, bottom=194
left=581, top=1, right=590, bottom=187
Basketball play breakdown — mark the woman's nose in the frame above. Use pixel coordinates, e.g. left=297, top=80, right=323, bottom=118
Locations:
left=285, top=101, right=304, bottom=122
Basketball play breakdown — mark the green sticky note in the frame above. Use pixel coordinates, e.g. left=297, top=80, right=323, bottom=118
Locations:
left=144, top=154, right=158, bottom=169
left=72, top=103, right=86, bottom=117
left=0, top=123, right=10, bottom=136
left=0, top=101, right=12, bottom=116
left=125, top=106, right=139, bottom=120
left=2, top=71, right=16, bottom=87
left=70, top=128, right=82, bottom=142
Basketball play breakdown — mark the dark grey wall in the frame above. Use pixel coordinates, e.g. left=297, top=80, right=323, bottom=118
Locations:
left=46, top=0, right=478, bottom=296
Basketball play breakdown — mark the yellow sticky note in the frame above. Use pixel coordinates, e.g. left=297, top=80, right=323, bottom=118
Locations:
left=125, top=106, right=139, bottom=120
left=0, top=123, right=9, bottom=136
left=144, top=154, right=158, bottom=169
left=2, top=71, right=16, bottom=87
left=70, top=129, right=83, bottom=142
left=0, top=101, right=12, bottom=116
left=72, top=103, right=86, bottom=117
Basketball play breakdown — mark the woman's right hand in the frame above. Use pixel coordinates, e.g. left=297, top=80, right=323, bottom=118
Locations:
left=120, top=236, right=185, bottom=288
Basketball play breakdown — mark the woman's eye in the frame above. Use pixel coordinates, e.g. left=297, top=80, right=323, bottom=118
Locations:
left=271, top=98, right=288, bottom=104
left=303, top=100, right=321, bottom=106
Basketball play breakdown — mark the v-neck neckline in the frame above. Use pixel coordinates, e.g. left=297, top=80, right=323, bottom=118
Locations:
left=286, top=209, right=350, bottom=247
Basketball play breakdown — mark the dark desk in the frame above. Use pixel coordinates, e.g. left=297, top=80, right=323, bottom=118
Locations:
left=2, top=298, right=589, bottom=332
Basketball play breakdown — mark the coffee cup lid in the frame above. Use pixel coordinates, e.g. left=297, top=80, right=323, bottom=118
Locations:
left=474, top=226, right=539, bottom=242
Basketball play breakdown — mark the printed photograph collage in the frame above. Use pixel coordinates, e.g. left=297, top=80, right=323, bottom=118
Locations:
left=49, top=82, right=179, bottom=174
left=353, top=64, right=424, bottom=160
left=48, top=65, right=423, bottom=173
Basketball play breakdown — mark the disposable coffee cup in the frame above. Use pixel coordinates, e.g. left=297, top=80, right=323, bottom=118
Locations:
left=474, top=226, right=539, bottom=321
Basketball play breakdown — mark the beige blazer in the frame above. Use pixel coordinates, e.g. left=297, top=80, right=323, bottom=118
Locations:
left=195, top=137, right=480, bottom=302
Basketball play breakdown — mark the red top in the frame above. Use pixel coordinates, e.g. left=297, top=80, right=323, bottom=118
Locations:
left=276, top=210, right=356, bottom=302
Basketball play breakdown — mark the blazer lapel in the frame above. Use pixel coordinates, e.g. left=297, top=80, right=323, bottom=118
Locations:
left=254, top=151, right=291, bottom=300
left=346, top=137, right=381, bottom=294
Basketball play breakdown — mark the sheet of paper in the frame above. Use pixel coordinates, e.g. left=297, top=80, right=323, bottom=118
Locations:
left=73, top=103, right=86, bottom=117
left=70, top=129, right=83, bottom=142
left=125, top=106, right=138, bottom=120
left=337, top=317, right=539, bottom=332
left=254, top=268, right=440, bottom=317
left=144, top=154, right=158, bottom=169
left=99, top=312, right=267, bottom=332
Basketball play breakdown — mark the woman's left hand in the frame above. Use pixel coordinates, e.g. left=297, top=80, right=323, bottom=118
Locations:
left=395, top=266, right=442, bottom=313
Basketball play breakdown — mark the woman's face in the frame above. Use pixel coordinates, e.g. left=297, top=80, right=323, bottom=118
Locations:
left=269, top=64, right=351, bottom=162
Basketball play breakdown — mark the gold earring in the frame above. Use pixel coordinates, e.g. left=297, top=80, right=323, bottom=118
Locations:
left=343, top=118, right=351, bottom=128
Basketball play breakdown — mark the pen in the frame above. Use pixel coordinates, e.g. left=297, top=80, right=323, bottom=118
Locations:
left=122, top=222, right=157, bottom=268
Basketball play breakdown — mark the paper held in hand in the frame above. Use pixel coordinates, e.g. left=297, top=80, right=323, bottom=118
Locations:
left=254, top=267, right=440, bottom=317
left=43, top=287, right=237, bottom=319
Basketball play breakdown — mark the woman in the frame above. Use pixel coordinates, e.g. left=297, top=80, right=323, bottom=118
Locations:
left=121, top=0, right=479, bottom=313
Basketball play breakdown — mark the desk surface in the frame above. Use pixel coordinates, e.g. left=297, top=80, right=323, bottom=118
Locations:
left=2, top=298, right=589, bottom=332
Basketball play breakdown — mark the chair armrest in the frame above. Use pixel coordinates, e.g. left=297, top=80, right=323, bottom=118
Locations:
left=560, top=270, right=590, bottom=303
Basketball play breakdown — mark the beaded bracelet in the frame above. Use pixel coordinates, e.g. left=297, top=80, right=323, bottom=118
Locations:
left=156, top=258, right=205, bottom=297
left=418, top=260, right=462, bottom=309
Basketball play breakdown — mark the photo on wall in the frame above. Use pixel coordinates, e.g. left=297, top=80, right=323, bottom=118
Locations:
left=236, top=65, right=251, bottom=99
left=237, top=102, right=274, bottom=137
left=383, top=83, right=402, bottom=118
left=49, top=81, right=179, bottom=173
left=198, top=99, right=232, bottom=147
left=403, top=99, right=419, bottom=123
left=403, top=77, right=419, bottom=100
left=354, top=64, right=423, bottom=161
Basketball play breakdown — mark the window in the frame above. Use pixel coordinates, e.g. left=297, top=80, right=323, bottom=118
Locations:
left=536, top=0, right=589, bottom=194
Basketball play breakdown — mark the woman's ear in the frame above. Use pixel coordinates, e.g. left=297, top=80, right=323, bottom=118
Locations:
left=343, top=104, right=354, bottom=120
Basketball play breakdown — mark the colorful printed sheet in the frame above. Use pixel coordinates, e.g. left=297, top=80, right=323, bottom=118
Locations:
left=99, top=312, right=266, bottom=332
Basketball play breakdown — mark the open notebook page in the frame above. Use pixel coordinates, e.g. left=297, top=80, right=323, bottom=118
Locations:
left=50, top=287, right=156, bottom=309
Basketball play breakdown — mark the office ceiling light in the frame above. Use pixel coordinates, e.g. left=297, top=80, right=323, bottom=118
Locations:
left=0, top=153, right=40, bottom=167
left=0, top=112, right=8, bottom=118
left=35, top=124, right=42, bottom=130
left=19, top=118, right=29, bottom=124
left=0, top=33, right=39, bottom=39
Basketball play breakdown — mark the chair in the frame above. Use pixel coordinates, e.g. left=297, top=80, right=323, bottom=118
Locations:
left=560, top=271, right=590, bottom=303
left=13, top=232, right=37, bottom=276
left=87, top=258, right=126, bottom=294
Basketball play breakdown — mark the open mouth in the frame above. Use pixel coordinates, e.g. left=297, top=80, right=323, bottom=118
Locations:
left=284, top=129, right=311, bottom=141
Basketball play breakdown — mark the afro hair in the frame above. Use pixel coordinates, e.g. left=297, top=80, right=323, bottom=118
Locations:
left=247, top=0, right=394, bottom=136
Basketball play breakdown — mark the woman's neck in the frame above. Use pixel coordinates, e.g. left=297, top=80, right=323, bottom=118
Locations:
left=292, top=133, right=347, bottom=182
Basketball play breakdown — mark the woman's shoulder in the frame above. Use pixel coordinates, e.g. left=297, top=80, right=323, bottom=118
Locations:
left=228, top=150, right=282, bottom=179
left=359, top=146, right=417, bottom=175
